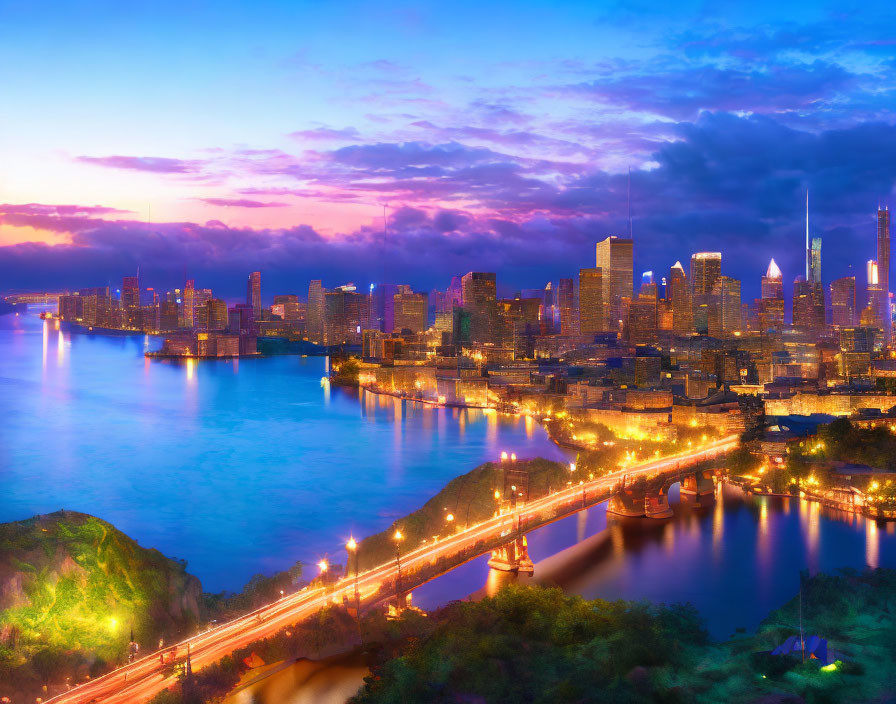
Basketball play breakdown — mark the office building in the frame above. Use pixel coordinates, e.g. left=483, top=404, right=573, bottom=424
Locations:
left=830, top=276, right=856, bottom=328
left=247, top=271, right=262, bottom=321
left=690, top=252, right=721, bottom=334
left=595, top=236, right=633, bottom=332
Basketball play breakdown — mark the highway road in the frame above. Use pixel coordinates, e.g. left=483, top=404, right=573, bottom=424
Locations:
left=45, top=434, right=738, bottom=703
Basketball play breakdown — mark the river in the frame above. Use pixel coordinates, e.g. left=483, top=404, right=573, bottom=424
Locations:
left=4, top=309, right=896, bottom=703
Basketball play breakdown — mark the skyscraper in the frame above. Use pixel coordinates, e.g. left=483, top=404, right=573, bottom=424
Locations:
left=793, top=276, right=825, bottom=335
left=809, top=238, right=822, bottom=284
left=878, top=206, right=891, bottom=346
left=247, top=271, right=262, bottom=321
left=830, top=276, right=856, bottom=328
left=393, top=292, right=428, bottom=333
left=595, top=236, right=633, bottom=332
left=708, top=275, right=741, bottom=337
left=690, top=252, right=721, bottom=334
left=121, top=275, right=140, bottom=309
left=758, top=258, right=785, bottom=332
left=307, top=280, right=325, bottom=344
left=578, top=267, right=603, bottom=339
left=461, top=272, right=498, bottom=345
left=668, top=261, right=692, bottom=335
left=558, top=278, right=578, bottom=336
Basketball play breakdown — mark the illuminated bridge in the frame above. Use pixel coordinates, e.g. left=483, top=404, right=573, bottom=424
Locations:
left=46, top=434, right=738, bottom=704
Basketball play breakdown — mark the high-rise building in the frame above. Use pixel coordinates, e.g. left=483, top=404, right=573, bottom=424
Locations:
left=626, top=291, right=657, bottom=344
left=809, top=237, right=822, bottom=284
left=578, top=268, right=603, bottom=339
left=247, top=271, right=262, bottom=321
left=558, top=278, right=578, bottom=336
left=878, top=206, right=891, bottom=346
left=830, top=276, right=856, bottom=328
left=307, top=280, right=325, bottom=344
left=461, top=272, right=497, bottom=345
left=707, top=276, right=741, bottom=337
left=793, top=276, right=826, bottom=335
left=595, top=236, right=633, bottom=332
left=758, top=258, right=785, bottom=332
left=206, top=298, right=228, bottom=331
left=122, top=275, right=140, bottom=309
left=273, top=294, right=301, bottom=321
left=668, top=261, right=692, bottom=335
left=690, top=252, right=721, bottom=334
left=393, top=292, right=428, bottom=333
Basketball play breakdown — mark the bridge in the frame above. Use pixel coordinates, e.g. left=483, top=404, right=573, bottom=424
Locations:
left=45, top=434, right=737, bottom=703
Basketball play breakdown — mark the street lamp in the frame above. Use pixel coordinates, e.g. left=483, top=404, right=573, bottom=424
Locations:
left=501, top=451, right=508, bottom=461
left=346, top=537, right=361, bottom=631
left=393, top=529, right=404, bottom=595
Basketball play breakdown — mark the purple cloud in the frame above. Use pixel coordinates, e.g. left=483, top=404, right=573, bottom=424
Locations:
left=76, top=155, right=203, bottom=173
left=198, top=198, right=289, bottom=208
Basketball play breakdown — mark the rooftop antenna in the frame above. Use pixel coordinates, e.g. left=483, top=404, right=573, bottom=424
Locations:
left=627, top=166, right=633, bottom=239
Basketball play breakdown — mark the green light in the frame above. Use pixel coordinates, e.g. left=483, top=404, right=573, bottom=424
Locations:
left=820, top=661, right=840, bottom=673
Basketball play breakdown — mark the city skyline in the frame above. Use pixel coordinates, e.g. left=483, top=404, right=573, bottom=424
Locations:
left=2, top=1, right=896, bottom=296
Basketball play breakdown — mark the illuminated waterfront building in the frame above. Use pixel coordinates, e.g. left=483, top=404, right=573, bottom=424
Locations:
left=578, top=267, right=603, bottom=339
left=273, top=294, right=301, bottom=321
left=307, top=280, right=325, bottom=344
left=121, top=275, right=140, bottom=309
left=595, top=236, right=633, bottom=332
left=690, top=252, right=721, bottom=334
left=830, top=276, right=856, bottom=328
left=205, top=298, right=228, bottom=331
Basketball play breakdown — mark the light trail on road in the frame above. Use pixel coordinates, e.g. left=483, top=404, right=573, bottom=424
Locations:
left=45, top=435, right=737, bottom=703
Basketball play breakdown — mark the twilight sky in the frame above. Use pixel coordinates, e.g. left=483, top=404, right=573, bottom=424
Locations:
left=1, top=0, right=895, bottom=300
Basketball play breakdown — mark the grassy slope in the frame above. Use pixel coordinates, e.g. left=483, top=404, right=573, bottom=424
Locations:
left=0, top=510, right=201, bottom=669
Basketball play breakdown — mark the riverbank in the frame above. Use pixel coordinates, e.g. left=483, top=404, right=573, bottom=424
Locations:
left=726, top=475, right=896, bottom=521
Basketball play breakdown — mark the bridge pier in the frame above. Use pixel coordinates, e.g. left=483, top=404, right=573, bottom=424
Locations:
left=644, top=487, right=674, bottom=519
left=607, top=488, right=647, bottom=517
left=680, top=470, right=715, bottom=496
left=487, top=535, right=534, bottom=573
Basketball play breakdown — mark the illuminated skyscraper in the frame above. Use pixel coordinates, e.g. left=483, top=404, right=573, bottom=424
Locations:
left=793, top=276, right=825, bottom=335
left=393, top=292, right=428, bottom=333
left=708, top=275, right=741, bottom=337
left=181, top=279, right=196, bottom=328
left=690, top=252, right=721, bottom=334
left=247, top=271, right=262, bottom=320
left=578, top=267, right=603, bottom=338
left=307, top=280, right=325, bottom=344
left=878, top=206, right=891, bottom=346
left=758, top=258, right=785, bottom=331
left=830, top=276, right=856, bottom=328
left=122, top=275, right=140, bottom=309
left=668, top=261, right=692, bottom=335
left=595, top=236, right=633, bottom=332
left=461, top=272, right=498, bottom=345
left=809, top=238, right=822, bottom=284
left=558, top=278, right=578, bottom=336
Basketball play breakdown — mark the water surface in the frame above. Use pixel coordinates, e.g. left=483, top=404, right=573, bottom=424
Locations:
left=0, top=311, right=568, bottom=591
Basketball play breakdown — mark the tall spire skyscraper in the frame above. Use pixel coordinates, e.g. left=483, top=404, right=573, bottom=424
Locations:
left=878, top=206, right=891, bottom=347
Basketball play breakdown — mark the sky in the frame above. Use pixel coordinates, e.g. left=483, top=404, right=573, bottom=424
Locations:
left=1, top=0, right=895, bottom=300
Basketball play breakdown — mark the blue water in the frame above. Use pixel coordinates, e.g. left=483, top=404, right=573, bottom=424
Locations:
left=3, top=309, right=896, bottom=642
left=0, top=311, right=569, bottom=592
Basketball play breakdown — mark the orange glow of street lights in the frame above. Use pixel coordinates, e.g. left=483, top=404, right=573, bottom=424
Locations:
left=346, top=537, right=357, bottom=552
left=494, top=489, right=501, bottom=500
left=446, top=513, right=454, bottom=522
left=500, top=451, right=508, bottom=461
left=510, top=452, right=517, bottom=461
left=569, top=462, right=576, bottom=472
left=317, top=559, right=328, bottom=574
left=394, top=529, right=403, bottom=542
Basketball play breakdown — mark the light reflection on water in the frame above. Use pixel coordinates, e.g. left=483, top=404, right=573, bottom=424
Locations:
left=411, top=483, right=896, bottom=641
left=0, top=311, right=570, bottom=593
